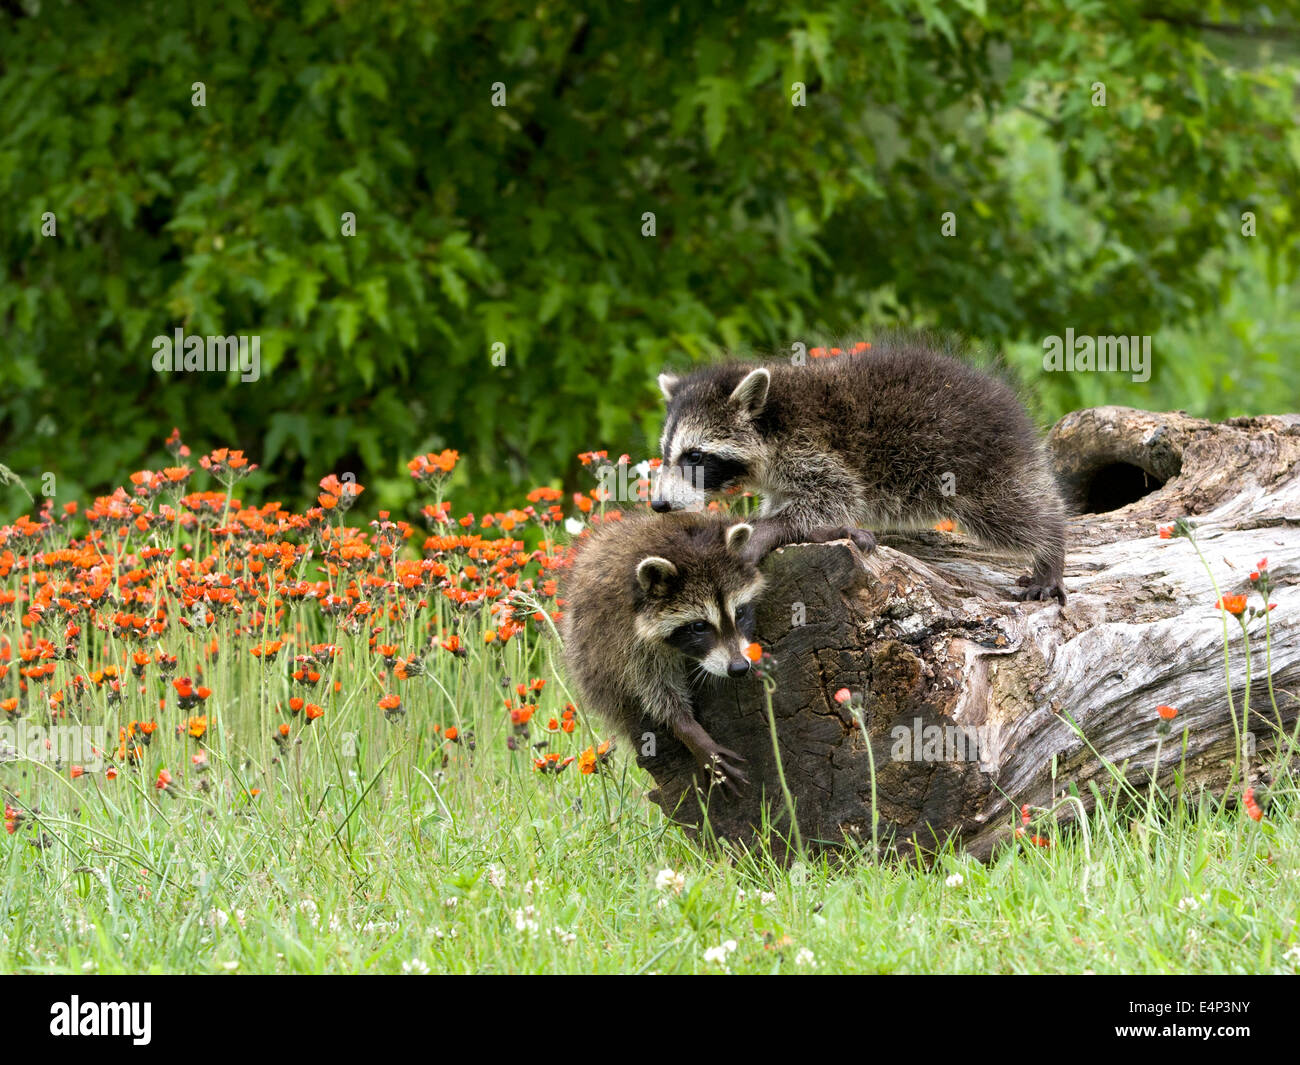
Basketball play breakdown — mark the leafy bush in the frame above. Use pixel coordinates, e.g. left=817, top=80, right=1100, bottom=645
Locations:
left=2, top=1, right=1298, bottom=516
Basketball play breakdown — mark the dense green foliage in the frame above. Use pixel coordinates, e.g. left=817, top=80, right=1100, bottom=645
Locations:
left=2, top=0, right=1299, bottom=514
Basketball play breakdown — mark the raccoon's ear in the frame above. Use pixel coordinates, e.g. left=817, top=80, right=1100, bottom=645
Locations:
left=724, top=523, right=753, bottom=555
left=657, top=372, right=680, bottom=402
left=635, top=555, right=679, bottom=594
left=728, top=367, right=770, bottom=415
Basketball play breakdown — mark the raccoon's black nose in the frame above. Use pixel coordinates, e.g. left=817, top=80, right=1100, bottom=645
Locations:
left=727, top=659, right=750, bottom=677
left=650, top=499, right=672, bottom=513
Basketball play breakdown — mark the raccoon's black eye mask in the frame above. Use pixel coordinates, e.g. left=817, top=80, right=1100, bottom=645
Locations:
left=734, top=601, right=756, bottom=638
left=678, top=450, right=748, bottom=493
left=665, top=619, right=715, bottom=657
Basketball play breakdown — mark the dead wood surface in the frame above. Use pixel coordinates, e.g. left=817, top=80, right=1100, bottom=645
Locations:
left=635, top=407, right=1300, bottom=859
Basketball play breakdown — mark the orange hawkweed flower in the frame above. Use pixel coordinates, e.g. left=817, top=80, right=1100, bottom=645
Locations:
left=744, top=642, right=763, bottom=662
left=578, top=738, right=615, bottom=774
left=1216, top=595, right=1248, bottom=616
left=187, top=715, right=208, bottom=739
left=1156, top=705, right=1178, bottom=720
left=304, top=703, right=324, bottom=721
left=533, top=752, right=576, bottom=773
left=1243, top=787, right=1264, bottom=822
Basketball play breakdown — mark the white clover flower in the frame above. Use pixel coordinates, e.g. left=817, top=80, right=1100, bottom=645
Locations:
left=564, top=517, right=586, bottom=536
left=703, top=939, right=737, bottom=965
left=553, top=927, right=577, bottom=946
left=759, top=891, right=777, bottom=905
left=402, top=958, right=431, bottom=974
left=1176, top=896, right=1200, bottom=913
left=513, top=907, right=539, bottom=935
left=945, top=873, right=964, bottom=888
left=655, top=868, right=685, bottom=894
left=524, top=878, right=546, bottom=896
left=487, top=866, right=506, bottom=889
left=795, top=948, right=817, bottom=968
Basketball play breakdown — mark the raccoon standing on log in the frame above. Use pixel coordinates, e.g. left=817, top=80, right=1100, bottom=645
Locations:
left=561, top=511, right=763, bottom=789
left=652, top=338, right=1068, bottom=603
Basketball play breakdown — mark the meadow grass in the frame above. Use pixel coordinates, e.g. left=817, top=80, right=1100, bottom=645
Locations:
left=1, top=447, right=1296, bottom=975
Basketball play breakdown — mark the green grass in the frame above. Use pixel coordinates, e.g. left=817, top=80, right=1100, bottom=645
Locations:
left=3, top=645, right=1296, bottom=974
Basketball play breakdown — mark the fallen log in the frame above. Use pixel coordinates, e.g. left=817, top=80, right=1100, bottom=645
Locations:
left=636, top=407, right=1300, bottom=859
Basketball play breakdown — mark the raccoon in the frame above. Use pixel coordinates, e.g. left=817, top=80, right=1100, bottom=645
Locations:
left=560, top=510, right=763, bottom=789
left=652, top=336, right=1068, bottom=603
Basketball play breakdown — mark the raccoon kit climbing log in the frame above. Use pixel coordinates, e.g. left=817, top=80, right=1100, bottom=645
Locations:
left=635, top=407, right=1300, bottom=860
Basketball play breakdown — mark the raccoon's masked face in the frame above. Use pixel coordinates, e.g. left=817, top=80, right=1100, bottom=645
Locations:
left=634, top=522, right=764, bottom=678
left=651, top=368, right=769, bottom=513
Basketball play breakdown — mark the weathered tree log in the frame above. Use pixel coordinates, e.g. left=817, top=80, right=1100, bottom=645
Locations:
left=636, top=407, right=1300, bottom=860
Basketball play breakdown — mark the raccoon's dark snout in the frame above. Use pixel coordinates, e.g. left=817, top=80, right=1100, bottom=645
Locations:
left=726, top=658, right=750, bottom=677
left=650, top=498, right=673, bottom=513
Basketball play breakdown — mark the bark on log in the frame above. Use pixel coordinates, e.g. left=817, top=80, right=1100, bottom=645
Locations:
left=636, top=407, right=1300, bottom=860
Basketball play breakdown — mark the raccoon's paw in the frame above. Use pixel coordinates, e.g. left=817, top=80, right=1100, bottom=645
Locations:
left=845, top=527, right=877, bottom=554
left=700, top=746, right=749, bottom=794
left=1014, top=575, right=1067, bottom=606
left=814, top=524, right=876, bottom=554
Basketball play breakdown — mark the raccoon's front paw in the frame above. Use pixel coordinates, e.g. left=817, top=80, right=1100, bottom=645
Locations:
left=699, top=745, right=749, bottom=794
left=1014, top=575, right=1067, bottom=605
left=845, top=527, right=877, bottom=554
left=810, top=524, right=876, bottom=553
